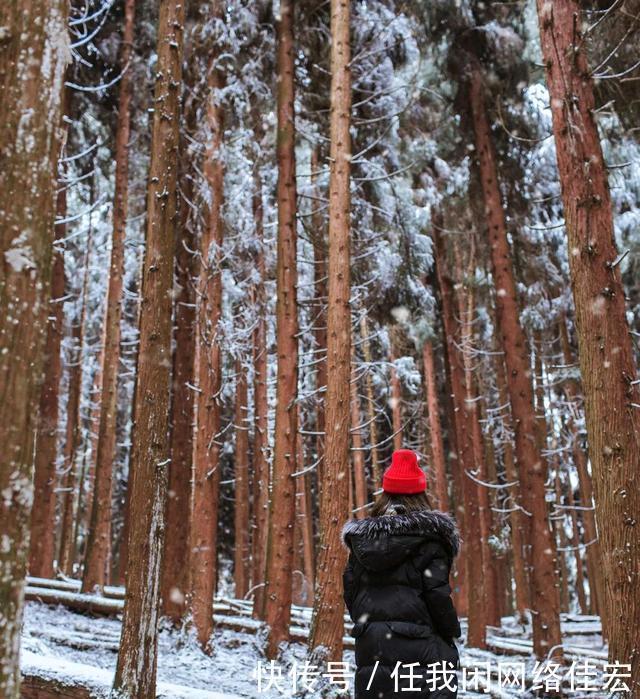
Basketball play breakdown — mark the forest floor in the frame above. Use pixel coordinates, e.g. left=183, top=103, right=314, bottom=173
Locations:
left=21, top=580, right=610, bottom=698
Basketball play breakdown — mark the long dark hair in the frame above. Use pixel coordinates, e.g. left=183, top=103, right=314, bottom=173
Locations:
left=369, top=490, right=433, bottom=517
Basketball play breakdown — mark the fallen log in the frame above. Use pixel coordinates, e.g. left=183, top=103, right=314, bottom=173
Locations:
left=27, top=576, right=125, bottom=600
left=20, top=651, right=244, bottom=699
left=21, top=675, right=98, bottom=699
left=25, top=587, right=124, bottom=616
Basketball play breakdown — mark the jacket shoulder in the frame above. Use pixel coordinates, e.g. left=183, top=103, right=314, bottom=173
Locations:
left=341, top=509, right=461, bottom=559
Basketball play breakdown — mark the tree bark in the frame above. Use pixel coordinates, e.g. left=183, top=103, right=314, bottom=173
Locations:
left=263, top=0, right=299, bottom=659
left=536, top=8, right=638, bottom=647
left=493, top=348, right=531, bottom=622
left=351, top=364, right=368, bottom=517
left=111, top=1, right=184, bottom=696
left=422, top=340, right=448, bottom=510
left=189, top=13, right=226, bottom=651
left=360, top=314, right=381, bottom=486
left=455, top=242, right=496, bottom=633
left=310, top=146, right=328, bottom=484
left=250, top=171, right=270, bottom=621
left=299, top=471, right=316, bottom=604
left=58, top=211, right=95, bottom=576
left=234, top=359, right=251, bottom=600
left=57, top=292, right=89, bottom=576
left=433, top=235, right=466, bottom=618
left=480, top=397, right=508, bottom=623
left=562, top=460, right=589, bottom=615
left=467, top=63, right=563, bottom=660
left=292, top=411, right=314, bottom=607
left=161, top=143, right=197, bottom=622
left=82, top=0, right=135, bottom=595
left=29, top=180, right=67, bottom=579
left=389, top=345, right=404, bottom=451
left=558, top=317, right=605, bottom=621
left=0, top=1, right=69, bottom=694
left=432, top=220, right=485, bottom=648
left=307, top=0, right=352, bottom=666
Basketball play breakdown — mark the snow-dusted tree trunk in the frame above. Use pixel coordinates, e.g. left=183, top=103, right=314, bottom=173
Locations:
left=422, top=340, right=448, bottom=510
left=263, top=0, right=299, bottom=659
left=308, top=0, right=352, bottom=664
left=0, top=1, right=69, bottom=695
left=189, top=12, right=226, bottom=651
left=29, top=178, right=67, bottom=579
left=467, top=62, right=563, bottom=660
left=82, top=0, right=135, bottom=595
left=111, top=0, right=184, bottom=695
left=537, top=2, right=640, bottom=678
left=234, top=360, right=251, bottom=600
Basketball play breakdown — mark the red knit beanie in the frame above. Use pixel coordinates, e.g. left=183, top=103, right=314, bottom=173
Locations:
left=382, top=449, right=426, bottom=494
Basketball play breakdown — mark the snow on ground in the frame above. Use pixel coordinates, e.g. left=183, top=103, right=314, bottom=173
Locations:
left=22, top=601, right=339, bottom=698
left=21, top=601, right=612, bottom=698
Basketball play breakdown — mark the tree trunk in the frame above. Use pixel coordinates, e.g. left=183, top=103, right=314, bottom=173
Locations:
left=57, top=293, right=89, bottom=577
left=360, top=314, right=381, bottom=486
left=389, top=347, right=404, bottom=451
left=493, top=348, right=531, bottom=622
left=299, top=471, right=316, bottom=604
left=307, top=0, right=352, bottom=666
left=292, top=412, right=314, bottom=607
left=470, top=380, right=500, bottom=628
left=563, top=461, right=589, bottom=615
left=437, top=315, right=467, bottom=617
left=234, top=359, right=251, bottom=600
left=29, top=182, right=67, bottom=579
left=351, top=364, right=368, bottom=517
left=422, top=340, right=448, bottom=510
left=82, top=0, right=135, bottom=595
left=263, top=0, right=299, bottom=659
left=0, top=1, right=69, bottom=694
left=552, top=469, right=571, bottom=613
left=432, top=220, right=486, bottom=648
left=161, top=147, right=197, bottom=622
left=111, top=1, right=184, bottom=696
left=467, top=63, right=563, bottom=659
left=189, top=18, right=226, bottom=651
left=58, top=212, right=95, bottom=576
left=558, top=317, right=605, bottom=621
left=251, top=171, right=270, bottom=621
left=536, top=10, right=640, bottom=655
left=455, top=243, right=497, bottom=633
left=310, top=146, right=328, bottom=484
left=480, top=398, right=508, bottom=623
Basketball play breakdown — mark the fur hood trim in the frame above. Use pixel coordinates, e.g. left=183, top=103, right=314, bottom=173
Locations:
left=341, top=509, right=461, bottom=557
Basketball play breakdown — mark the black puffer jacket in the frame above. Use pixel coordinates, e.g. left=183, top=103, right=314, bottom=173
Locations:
left=342, top=509, right=461, bottom=699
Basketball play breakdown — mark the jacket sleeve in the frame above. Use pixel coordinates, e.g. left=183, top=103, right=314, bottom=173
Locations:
left=342, top=552, right=358, bottom=621
left=420, top=548, right=461, bottom=641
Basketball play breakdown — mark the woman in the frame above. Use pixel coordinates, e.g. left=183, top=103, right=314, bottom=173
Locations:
left=342, top=449, right=461, bottom=698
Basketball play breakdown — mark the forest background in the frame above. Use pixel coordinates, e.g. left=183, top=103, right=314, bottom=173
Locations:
left=1, top=0, right=639, bottom=697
